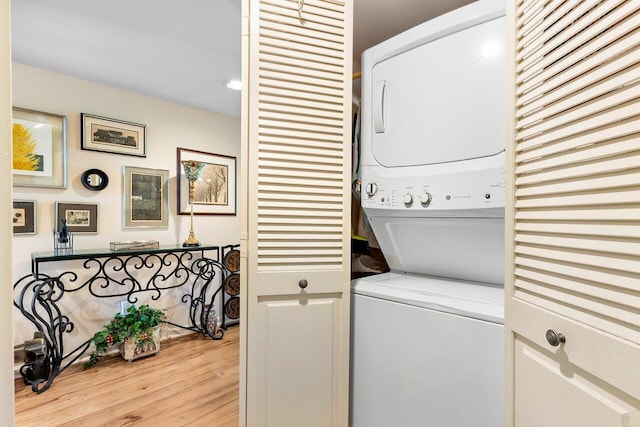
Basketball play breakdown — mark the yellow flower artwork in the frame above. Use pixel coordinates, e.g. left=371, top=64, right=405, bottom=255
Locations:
left=12, top=123, right=40, bottom=171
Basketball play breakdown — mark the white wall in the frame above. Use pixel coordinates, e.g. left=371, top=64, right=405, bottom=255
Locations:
left=11, top=63, right=241, bottom=352
left=1, top=0, right=15, bottom=423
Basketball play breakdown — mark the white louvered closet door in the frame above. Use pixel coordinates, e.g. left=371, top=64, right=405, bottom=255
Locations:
left=240, top=0, right=352, bottom=426
left=506, top=1, right=640, bottom=426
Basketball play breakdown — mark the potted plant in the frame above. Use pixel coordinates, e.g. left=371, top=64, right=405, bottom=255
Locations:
left=84, top=304, right=166, bottom=368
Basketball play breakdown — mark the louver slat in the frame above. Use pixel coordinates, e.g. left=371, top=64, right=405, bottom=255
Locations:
left=260, top=11, right=343, bottom=36
left=260, top=28, right=344, bottom=52
left=513, top=1, right=640, bottom=345
left=256, top=0, right=346, bottom=272
left=517, top=0, right=621, bottom=64
left=516, top=1, right=639, bottom=82
left=517, top=29, right=640, bottom=116
left=260, top=3, right=343, bottom=26
left=517, top=0, right=567, bottom=43
left=260, top=20, right=344, bottom=45
left=259, top=94, right=343, bottom=113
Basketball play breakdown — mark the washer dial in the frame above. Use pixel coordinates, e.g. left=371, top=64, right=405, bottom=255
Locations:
left=366, top=182, right=378, bottom=198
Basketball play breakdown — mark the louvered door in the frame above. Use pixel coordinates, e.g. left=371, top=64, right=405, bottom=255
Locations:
left=506, top=1, right=640, bottom=426
left=240, top=0, right=352, bottom=425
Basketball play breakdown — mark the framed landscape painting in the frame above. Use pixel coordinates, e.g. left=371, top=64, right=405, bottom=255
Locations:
left=55, top=202, right=99, bottom=234
left=12, top=107, right=67, bottom=188
left=81, top=113, right=146, bottom=157
left=123, top=166, right=169, bottom=228
left=177, top=148, right=237, bottom=215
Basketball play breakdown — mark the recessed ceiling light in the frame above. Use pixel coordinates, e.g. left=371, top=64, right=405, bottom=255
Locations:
left=226, top=80, right=242, bottom=90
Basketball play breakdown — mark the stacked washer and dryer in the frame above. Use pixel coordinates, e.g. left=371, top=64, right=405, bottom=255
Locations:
left=350, top=1, right=506, bottom=426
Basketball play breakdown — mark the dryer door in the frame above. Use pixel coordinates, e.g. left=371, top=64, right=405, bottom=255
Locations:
left=370, top=15, right=506, bottom=167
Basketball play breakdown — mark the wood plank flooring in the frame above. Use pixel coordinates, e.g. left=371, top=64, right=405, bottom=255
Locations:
left=14, top=326, right=239, bottom=427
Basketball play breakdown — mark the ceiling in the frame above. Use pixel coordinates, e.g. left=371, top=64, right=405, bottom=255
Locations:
left=11, top=0, right=473, bottom=119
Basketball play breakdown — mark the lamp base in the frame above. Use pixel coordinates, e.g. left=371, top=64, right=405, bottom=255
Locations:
left=182, top=229, right=200, bottom=247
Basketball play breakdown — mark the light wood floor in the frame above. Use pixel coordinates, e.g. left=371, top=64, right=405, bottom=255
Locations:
left=14, top=326, right=239, bottom=427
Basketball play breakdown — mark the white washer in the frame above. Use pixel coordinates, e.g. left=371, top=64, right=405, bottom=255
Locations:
left=350, top=272, right=504, bottom=427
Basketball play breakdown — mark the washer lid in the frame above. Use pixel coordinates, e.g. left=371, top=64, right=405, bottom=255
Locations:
left=351, top=272, right=504, bottom=324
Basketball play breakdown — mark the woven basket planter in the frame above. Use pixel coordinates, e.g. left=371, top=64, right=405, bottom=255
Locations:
left=119, top=326, right=161, bottom=362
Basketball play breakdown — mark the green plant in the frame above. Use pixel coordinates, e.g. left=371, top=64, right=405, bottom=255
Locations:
left=83, top=304, right=166, bottom=368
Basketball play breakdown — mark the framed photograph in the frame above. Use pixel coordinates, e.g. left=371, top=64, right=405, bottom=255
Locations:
left=81, top=113, right=146, bottom=157
left=13, top=200, right=36, bottom=235
left=177, top=148, right=237, bottom=215
left=12, top=107, right=67, bottom=188
left=55, top=202, right=99, bottom=234
left=123, top=166, right=169, bottom=228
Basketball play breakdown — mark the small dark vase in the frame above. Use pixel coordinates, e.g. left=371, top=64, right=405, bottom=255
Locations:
left=58, top=219, right=69, bottom=243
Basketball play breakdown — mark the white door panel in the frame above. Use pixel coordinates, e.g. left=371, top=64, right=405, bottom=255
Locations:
left=242, top=0, right=353, bottom=425
left=514, top=337, right=637, bottom=427
left=506, top=1, right=640, bottom=425
left=256, top=295, right=343, bottom=427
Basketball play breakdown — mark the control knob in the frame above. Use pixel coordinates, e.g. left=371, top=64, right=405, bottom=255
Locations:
left=420, top=192, right=432, bottom=207
left=365, top=182, right=378, bottom=198
left=403, top=193, right=413, bottom=206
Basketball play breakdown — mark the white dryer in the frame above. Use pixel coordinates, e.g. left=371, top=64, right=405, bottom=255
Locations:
left=351, top=0, right=506, bottom=426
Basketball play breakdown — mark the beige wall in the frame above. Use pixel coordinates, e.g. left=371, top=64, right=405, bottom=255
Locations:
left=11, top=63, right=240, bottom=352
left=1, top=0, right=14, bottom=424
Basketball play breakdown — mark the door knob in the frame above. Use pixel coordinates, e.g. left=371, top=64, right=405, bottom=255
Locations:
left=298, top=279, right=308, bottom=289
left=546, top=329, right=566, bottom=346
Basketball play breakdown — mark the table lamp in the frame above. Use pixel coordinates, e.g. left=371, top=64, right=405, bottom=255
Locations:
left=182, top=160, right=206, bottom=247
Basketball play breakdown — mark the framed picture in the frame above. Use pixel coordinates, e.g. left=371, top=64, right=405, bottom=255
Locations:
left=81, top=113, right=146, bottom=157
left=123, top=166, right=169, bottom=228
left=13, top=200, right=36, bottom=235
left=55, top=202, right=99, bottom=234
left=177, top=148, right=237, bottom=215
left=12, top=107, right=67, bottom=188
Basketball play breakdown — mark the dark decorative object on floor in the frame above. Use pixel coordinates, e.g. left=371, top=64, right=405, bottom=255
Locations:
left=21, top=332, right=49, bottom=385
left=84, top=304, right=166, bottom=368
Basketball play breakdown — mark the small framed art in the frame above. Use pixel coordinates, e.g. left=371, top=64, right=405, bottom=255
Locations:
left=13, top=200, right=36, bottom=235
left=123, top=166, right=169, bottom=228
left=12, top=107, right=67, bottom=189
left=81, top=113, right=146, bottom=157
left=177, top=148, right=237, bottom=215
left=55, top=202, right=99, bottom=234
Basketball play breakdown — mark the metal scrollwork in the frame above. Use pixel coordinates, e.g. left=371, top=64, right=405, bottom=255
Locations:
left=14, top=244, right=239, bottom=393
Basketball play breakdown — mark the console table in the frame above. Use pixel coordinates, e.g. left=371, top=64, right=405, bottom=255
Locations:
left=13, top=243, right=239, bottom=393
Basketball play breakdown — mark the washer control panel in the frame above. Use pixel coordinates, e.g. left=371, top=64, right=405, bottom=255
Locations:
left=361, top=165, right=505, bottom=211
